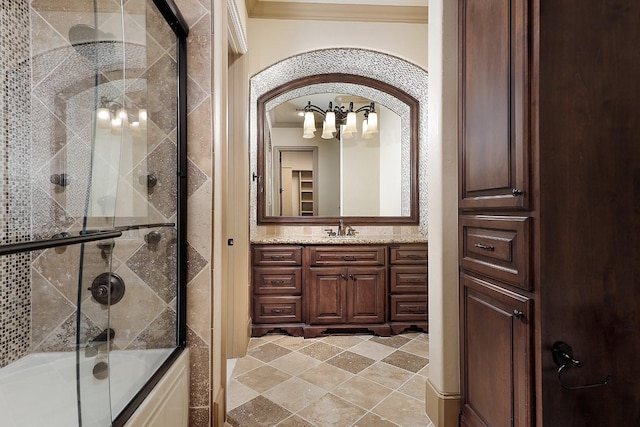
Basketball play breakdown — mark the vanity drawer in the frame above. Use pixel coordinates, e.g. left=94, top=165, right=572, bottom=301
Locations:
left=253, top=267, right=302, bottom=295
left=390, top=295, right=427, bottom=321
left=253, top=296, right=302, bottom=323
left=389, top=245, right=428, bottom=265
left=460, top=215, right=531, bottom=290
left=390, top=266, right=428, bottom=293
left=252, top=245, right=302, bottom=266
left=308, top=246, right=386, bottom=266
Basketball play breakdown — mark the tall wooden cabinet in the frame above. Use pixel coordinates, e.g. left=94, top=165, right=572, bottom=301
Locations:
left=459, top=0, right=640, bottom=425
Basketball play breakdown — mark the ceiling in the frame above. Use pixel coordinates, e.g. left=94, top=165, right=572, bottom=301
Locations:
left=246, top=0, right=428, bottom=24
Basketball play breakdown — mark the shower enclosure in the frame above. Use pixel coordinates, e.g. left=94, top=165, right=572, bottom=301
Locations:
left=0, top=1, right=187, bottom=426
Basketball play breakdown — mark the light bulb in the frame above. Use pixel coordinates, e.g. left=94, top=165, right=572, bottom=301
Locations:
left=321, top=120, right=334, bottom=139
left=366, top=111, right=378, bottom=133
left=138, top=109, right=147, bottom=130
left=117, top=108, right=128, bottom=125
left=324, top=111, right=337, bottom=133
left=344, top=111, right=357, bottom=134
left=303, top=111, right=316, bottom=131
left=111, top=116, right=122, bottom=135
left=96, top=107, right=110, bottom=129
left=362, top=120, right=374, bottom=139
left=341, top=129, right=354, bottom=140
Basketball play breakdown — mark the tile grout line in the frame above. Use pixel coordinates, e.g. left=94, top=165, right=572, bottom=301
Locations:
left=228, top=333, right=431, bottom=427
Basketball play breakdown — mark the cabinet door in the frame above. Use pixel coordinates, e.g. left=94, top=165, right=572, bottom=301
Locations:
left=459, top=0, right=530, bottom=210
left=308, top=267, right=347, bottom=324
left=460, top=273, right=531, bottom=427
left=348, top=267, right=386, bottom=324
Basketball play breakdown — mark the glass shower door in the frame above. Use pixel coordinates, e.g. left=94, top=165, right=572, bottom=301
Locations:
left=67, top=1, right=128, bottom=425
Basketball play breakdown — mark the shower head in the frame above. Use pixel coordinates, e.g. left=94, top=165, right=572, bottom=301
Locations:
left=68, top=24, right=116, bottom=61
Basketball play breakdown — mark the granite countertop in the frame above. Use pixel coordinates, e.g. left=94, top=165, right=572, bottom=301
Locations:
left=250, top=236, right=428, bottom=245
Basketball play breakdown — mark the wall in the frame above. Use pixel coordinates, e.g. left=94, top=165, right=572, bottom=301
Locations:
left=0, top=0, right=31, bottom=368
left=425, top=0, right=461, bottom=425
left=270, top=127, right=340, bottom=215
left=247, top=18, right=428, bottom=77
left=171, top=0, right=214, bottom=425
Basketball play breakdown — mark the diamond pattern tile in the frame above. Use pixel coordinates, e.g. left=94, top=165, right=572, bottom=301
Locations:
left=228, top=333, right=432, bottom=427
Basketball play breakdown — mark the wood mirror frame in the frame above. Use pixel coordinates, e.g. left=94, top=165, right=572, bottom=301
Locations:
left=257, top=73, right=419, bottom=225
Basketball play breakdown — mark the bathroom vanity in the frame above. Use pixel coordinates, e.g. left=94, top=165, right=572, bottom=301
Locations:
left=250, top=242, right=427, bottom=338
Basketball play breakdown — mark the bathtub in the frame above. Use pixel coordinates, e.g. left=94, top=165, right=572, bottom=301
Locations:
left=0, top=348, right=174, bottom=427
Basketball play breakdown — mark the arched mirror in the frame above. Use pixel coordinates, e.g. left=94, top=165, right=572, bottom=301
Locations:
left=257, top=73, right=419, bottom=225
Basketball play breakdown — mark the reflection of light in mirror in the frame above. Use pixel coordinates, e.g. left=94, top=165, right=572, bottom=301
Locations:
left=324, top=111, right=337, bottom=133
left=265, top=91, right=409, bottom=218
left=366, top=110, right=378, bottom=132
left=138, top=109, right=148, bottom=129
left=96, top=107, right=111, bottom=128
left=111, top=116, right=122, bottom=135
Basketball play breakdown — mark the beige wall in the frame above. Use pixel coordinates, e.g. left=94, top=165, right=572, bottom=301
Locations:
left=247, top=18, right=428, bottom=77
left=425, top=0, right=461, bottom=425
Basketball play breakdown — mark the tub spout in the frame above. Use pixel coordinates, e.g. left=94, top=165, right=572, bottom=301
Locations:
left=85, top=328, right=115, bottom=357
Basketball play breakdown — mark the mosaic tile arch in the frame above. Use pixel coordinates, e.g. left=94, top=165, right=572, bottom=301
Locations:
left=249, top=48, right=429, bottom=235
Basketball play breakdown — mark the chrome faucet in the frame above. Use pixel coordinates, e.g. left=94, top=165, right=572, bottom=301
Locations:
left=337, top=219, right=345, bottom=236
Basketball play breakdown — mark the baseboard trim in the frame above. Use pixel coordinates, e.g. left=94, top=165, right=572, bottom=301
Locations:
left=425, top=379, right=461, bottom=427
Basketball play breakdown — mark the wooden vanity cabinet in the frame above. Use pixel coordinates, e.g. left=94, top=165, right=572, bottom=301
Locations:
left=305, top=246, right=389, bottom=338
left=251, top=243, right=428, bottom=338
left=389, top=245, right=428, bottom=334
left=251, top=245, right=304, bottom=336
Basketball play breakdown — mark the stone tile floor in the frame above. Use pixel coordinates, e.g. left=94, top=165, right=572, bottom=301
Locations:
left=227, top=332, right=434, bottom=427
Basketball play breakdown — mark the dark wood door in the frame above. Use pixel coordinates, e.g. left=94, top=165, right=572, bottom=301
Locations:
left=458, top=0, right=530, bottom=210
left=347, top=267, right=386, bottom=324
left=307, top=267, right=347, bottom=324
left=460, top=273, right=532, bottom=427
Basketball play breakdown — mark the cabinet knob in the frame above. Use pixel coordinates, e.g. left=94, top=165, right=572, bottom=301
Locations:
left=340, top=274, right=348, bottom=280
left=349, top=274, right=355, bottom=280
left=513, top=309, right=524, bottom=319
left=512, top=188, right=524, bottom=196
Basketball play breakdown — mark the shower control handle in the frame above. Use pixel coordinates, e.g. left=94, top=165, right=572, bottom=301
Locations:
left=144, top=231, right=162, bottom=245
left=50, top=173, right=70, bottom=187
left=139, top=174, right=158, bottom=189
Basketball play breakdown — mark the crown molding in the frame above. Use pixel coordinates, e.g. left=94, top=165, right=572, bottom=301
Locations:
left=246, top=0, right=428, bottom=24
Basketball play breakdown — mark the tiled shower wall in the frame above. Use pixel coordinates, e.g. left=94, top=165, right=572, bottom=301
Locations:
left=0, top=0, right=32, bottom=368
left=172, top=0, right=214, bottom=425
left=1, top=0, right=214, bottom=423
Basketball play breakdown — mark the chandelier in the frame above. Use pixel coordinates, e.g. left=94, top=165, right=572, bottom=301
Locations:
left=302, top=101, right=378, bottom=140
left=96, top=96, right=147, bottom=134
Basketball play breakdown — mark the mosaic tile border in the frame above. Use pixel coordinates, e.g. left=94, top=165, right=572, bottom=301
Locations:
left=0, top=0, right=32, bottom=368
left=249, top=48, right=429, bottom=236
